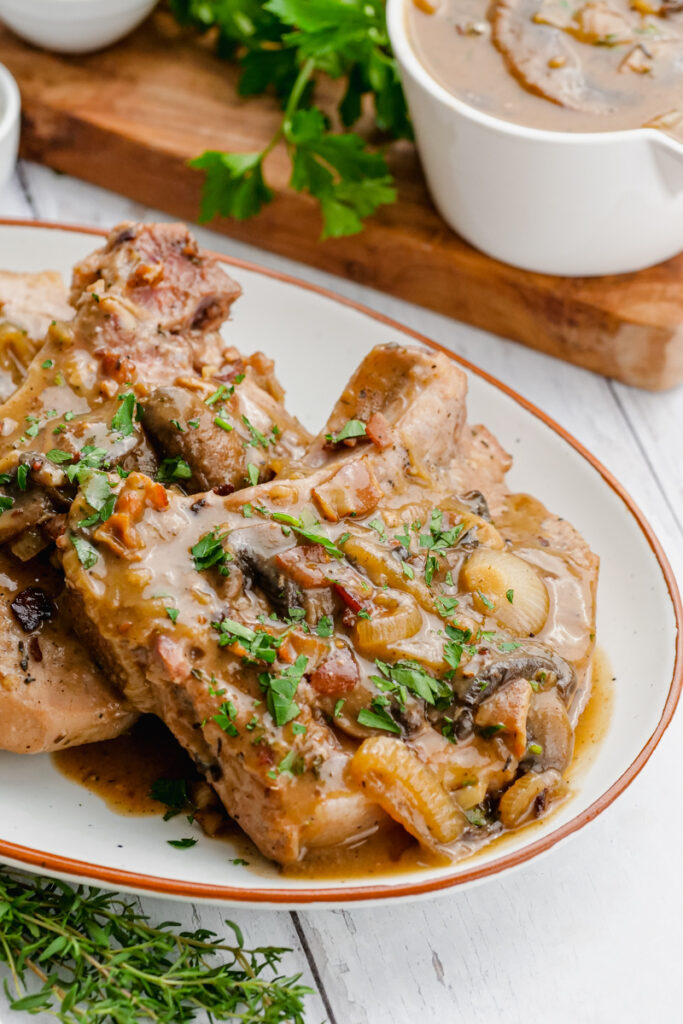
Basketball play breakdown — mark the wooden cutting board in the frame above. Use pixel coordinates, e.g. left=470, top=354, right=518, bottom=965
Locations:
left=0, top=10, right=681, bottom=390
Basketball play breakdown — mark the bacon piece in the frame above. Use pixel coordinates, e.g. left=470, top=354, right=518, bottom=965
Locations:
left=366, top=411, right=394, bottom=450
left=309, top=646, right=360, bottom=696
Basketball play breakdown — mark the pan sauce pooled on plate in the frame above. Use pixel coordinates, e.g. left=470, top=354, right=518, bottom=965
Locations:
left=409, top=0, right=683, bottom=140
left=0, top=222, right=599, bottom=871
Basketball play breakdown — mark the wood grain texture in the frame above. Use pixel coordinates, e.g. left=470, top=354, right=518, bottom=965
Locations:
left=0, top=161, right=682, bottom=1024
left=0, top=12, right=681, bottom=390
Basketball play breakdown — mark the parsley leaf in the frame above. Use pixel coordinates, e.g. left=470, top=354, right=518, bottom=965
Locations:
left=190, top=151, right=273, bottom=223
left=111, top=392, right=137, bottom=437
left=191, top=529, right=230, bottom=573
left=176, top=0, right=409, bottom=237
left=70, top=534, right=99, bottom=569
left=325, top=417, right=367, bottom=444
left=156, top=457, right=193, bottom=484
left=357, top=705, right=401, bottom=734
left=259, top=654, right=308, bottom=726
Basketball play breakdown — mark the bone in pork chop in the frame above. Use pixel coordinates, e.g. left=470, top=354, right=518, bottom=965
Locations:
left=0, top=547, right=137, bottom=753
left=61, top=344, right=598, bottom=864
left=0, top=223, right=309, bottom=543
left=0, top=224, right=309, bottom=755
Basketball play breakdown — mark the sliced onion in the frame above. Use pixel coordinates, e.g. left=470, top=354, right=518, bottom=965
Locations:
left=460, top=547, right=549, bottom=635
left=342, top=534, right=433, bottom=612
left=352, top=589, right=422, bottom=659
left=498, top=768, right=567, bottom=828
left=349, top=736, right=467, bottom=846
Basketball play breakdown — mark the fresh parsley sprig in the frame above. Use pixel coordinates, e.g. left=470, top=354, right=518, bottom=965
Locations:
left=171, top=0, right=411, bottom=237
left=0, top=867, right=312, bottom=1022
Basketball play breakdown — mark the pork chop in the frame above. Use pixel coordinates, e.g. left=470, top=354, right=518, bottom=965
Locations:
left=61, top=344, right=598, bottom=863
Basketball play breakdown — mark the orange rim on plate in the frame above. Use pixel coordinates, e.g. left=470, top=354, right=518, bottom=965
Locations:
left=0, top=218, right=680, bottom=904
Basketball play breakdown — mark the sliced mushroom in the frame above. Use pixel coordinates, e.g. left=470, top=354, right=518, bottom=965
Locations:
left=455, top=643, right=576, bottom=707
left=227, top=522, right=303, bottom=616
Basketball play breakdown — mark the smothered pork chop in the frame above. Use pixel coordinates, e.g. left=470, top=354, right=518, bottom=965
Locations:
left=60, top=342, right=597, bottom=866
left=0, top=223, right=310, bottom=755
left=1, top=223, right=598, bottom=870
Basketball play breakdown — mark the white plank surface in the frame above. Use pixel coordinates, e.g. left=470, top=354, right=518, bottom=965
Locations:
left=1, top=161, right=682, bottom=1024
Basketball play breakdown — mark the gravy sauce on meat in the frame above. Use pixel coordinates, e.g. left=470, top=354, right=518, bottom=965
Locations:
left=409, top=0, right=683, bottom=140
left=2, top=223, right=607, bottom=879
left=53, top=656, right=612, bottom=879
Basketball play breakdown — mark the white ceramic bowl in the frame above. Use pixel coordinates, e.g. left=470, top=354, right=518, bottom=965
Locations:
left=387, top=0, right=683, bottom=277
left=0, top=63, right=19, bottom=194
left=0, top=0, right=158, bottom=55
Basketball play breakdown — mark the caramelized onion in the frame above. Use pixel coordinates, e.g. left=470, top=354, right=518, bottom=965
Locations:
left=342, top=534, right=433, bottom=612
left=498, top=768, right=567, bottom=828
left=350, top=736, right=467, bottom=846
left=352, top=589, right=422, bottom=658
left=460, top=547, right=549, bottom=635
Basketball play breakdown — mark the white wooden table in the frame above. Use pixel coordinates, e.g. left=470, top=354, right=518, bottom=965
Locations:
left=1, top=162, right=682, bottom=1024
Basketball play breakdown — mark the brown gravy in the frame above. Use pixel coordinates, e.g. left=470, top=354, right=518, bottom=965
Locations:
left=53, top=650, right=613, bottom=880
left=409, top=0, right=683, bottom=140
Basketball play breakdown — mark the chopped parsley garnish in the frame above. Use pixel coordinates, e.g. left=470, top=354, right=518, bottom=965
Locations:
left=394, top=525, right=411, bottom=548
left=64, top=445, right=109, bottom=484
left=165, top=607, right=179, bottom=624
left=435, top=595, right=458, bottom=618
left=167, top=838, right=197, bottom=849
left=170, top=419, right=185, bottom=432
left=402, top=562, right=415, bottom=580
left=191, top=529, right=229, bottom=573
left=272, top=748, right=304, bottom=778
left=149, top=777, right=190, bottom=820
left=325, top=419, right=367, bottom=444
left=242, top=415, right=269, bottom=449
left=46, top=448, right=72, bottom=464
left=506, top=589, right=515, bottom=603
left=205, top=385, right=230, bottom=406
left=111, top=392, right=137, bottom=437
left=78, top=471, right=117, bottom=527
left=478, top=723, right=506, bottom=739
left=215, top=618, right=282, bottom=664
left=156, top=457, right=192, bottom=484
left=334, top=698, right=345, bottom=718
left=443, top=624, right=475, bottom=676
left=213, top=700, right=239, bottom=737
left=291, top=722, right=307, bottom=736
left=70, top=534, right=99, bottom=569
left=246, top=462, right=259, bottom=486
left=258, top=655, right=308, bottom=727
left=367, top=518, right=387, bottom=542
left=316, top=615, right=333, bottom=638
left=0, top=495, right=13, bottom=512
left=477, top=591, right=495, bottom=611
left=42, top=359, right=54, bottom=369
left=258, top=507, right=344, bottom=558
left=357, top=704, right=401, bottom=734
left=12, top=462, right=27, bottom=490
left=498, top=641, right=521, bottom=653
left=464, top=807, right=487, bottom=828
left=372, top=659, right=452, bottom=708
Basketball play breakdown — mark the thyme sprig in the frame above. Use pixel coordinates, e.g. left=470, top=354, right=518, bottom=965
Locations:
left=0, top=867, right=311, bottom=1022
